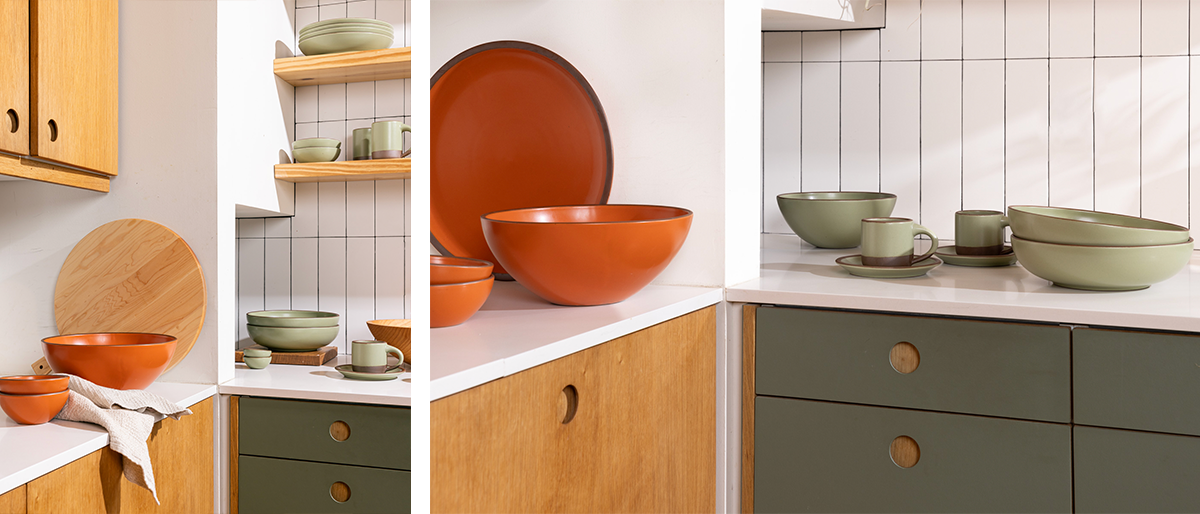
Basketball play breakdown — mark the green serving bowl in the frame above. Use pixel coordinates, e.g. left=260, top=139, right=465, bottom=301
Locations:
left=247, top=325, right=340, bottom=352
left=301, top=25, right=394, bottom=40
left=1008, top=205, right=1190, bottom=247
left=300, top=18, right=391, bottom=35
left=1011, top=235, right=1194, bottom=291
left=292, top=137, right=341, bottom=149
left=299, top=32, right=393, bottom=56
left=777, top=192, right=897, bottom=248
left=247, top=310, right=340, bottom=328
left=293, top=146, right=341, bottom=163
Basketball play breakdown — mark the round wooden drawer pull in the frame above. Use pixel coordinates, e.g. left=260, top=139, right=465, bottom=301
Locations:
left=330, top=481, right=351, bottom=503
left=330, top=420, right=351, bottom=442
left=558, top=385, right=579, bottom=424
left=890, top=435, right=920, bottom=468
left=889, top=342, right=920, bottom=374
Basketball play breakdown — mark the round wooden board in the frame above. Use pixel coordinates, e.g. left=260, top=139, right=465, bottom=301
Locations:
left=54, top=219, right=206, bottom=372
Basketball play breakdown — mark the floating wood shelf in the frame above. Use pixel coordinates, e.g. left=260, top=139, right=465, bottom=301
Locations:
left=274, top=158, right=410, bottom=183
left=273, top=47, right=411, bottom=86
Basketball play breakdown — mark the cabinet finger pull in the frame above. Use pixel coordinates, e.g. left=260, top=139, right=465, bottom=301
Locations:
left=6, top=109, right=17, bottom=133
left=47, top=119, right=58, bottom=142
left=330, top=481, right=351, bottom=503
left=558, top=385, right=579, bottom=424
left=889, top=341, right=920, bottom=374
left=890, top=435, right=920, bottom=468
left=329, top=420, right=350, bottom=441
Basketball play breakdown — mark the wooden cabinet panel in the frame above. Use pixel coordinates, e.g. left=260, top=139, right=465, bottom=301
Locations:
left=755, top=396, right=1073, bottom=513
left=239, top=456, right=410, bottom=514
left=0, top=486, right=25, bottom=514
left=756, top=307, right=1071, bottom=422
left=30, top=0, right=118, bottom=176
left=1074, top=425, right=1200, bottom=513
left=431, top=307, right=716, bottom=513
left=239, top=397, right=410, bottom=470
left=0, top=0, right=29, bottom=156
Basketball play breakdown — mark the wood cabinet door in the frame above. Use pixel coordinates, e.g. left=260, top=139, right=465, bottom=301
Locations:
left=0, top=0, right=28, bottom=156
left=0, top=485, right=25, bottom=514
left=30, top=0, right=118, bottom=176
left=431, top=307, right=716, bottom=513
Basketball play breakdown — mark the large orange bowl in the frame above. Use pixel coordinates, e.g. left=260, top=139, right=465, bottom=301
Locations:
left=0, top=375, right=68, bottom=395
left=42, top=333, right=177, bottom=390
left=431, top=276, right=494, bottom=328
left=481, top=205, right=693, bottom=306
left=431, top=255, right=494, bottom=285
left=1, top=390, right=68, bottom=425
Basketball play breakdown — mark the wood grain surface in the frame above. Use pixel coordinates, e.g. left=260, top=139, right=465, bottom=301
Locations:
left=235, top=345, right=336, bottom=366
left=432, top=307, right=716, bottom=513
left=54, top=219, right=206, bottom=372
left=0, top=0, right=28, bottom=156
left=274, top=47, right=411, bottom=86
left=275, top=158, right=410, bottom=182
left=741, top=304, right=756, bottom=514
left=889, top=341, right=920, bottom=374
left=0, top=153, right=109, bottom=192
left=0, top=486, right=25, bottom=514
left=368, top=319, right=411, bottom=363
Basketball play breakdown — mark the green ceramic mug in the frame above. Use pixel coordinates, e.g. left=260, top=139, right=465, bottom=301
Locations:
left=351, top=340, right=403, bottom=373
left=861, top=217, right=938, bottom=267
left=370, top=121, right=410, bottom=159
left=352, top=127, right=372, bottom=160
left=955, top=210, right=1010, bottom=255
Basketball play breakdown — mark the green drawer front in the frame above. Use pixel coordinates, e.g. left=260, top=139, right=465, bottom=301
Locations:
left=239, top=397, right=410, bottom=470
left=1074, top=426, right=1200, bottom=513
left=756, top=307, right=1071, bottom=422
left=1074, top=328, right=1200, bottom=436
left=755, top=397, right=1072, bottom=513
left=239, top=455, right=410, bottom=514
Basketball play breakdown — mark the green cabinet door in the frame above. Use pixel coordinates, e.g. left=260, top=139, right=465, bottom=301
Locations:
left=1074, top=426, right=1200, bottom=513
left=756, top=307, right=1071, bottom=422
left=239, top=455, right=410, bottom=514
left=239, top=397, right=410, bottom=470
left=754, top=396, right=1072, bottom=513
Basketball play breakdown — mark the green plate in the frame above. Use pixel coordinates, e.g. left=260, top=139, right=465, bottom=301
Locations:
left=935, top=245, right=1018, bottom=267
left=299, top=31, right=393, bottom=56
left=300, top=17, right=391, bottom=35
left=335, top=364, right=402, bottom=381
left=836, top=255, right=941, bottom=279
left=246, top=310, right=340, bottom=328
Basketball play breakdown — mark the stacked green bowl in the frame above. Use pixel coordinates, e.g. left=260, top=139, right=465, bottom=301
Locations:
left=246, top=310, right=340, bottom=351
left=299, top=18, right=394, bottom=56
left=293, top=137, right=341, bottom=163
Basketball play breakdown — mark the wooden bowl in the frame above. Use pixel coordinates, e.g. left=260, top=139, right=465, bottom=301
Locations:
left=367, top=320, right=411, bottom=363
left=431, top=276, right=494, bottom=328
left=0, top=390, right=68, bottom=425
left=0, top=375, right=68, bottom=395
left=42, top=333, right=177, bottom=390
left=431, top=255, right=493, bottom=285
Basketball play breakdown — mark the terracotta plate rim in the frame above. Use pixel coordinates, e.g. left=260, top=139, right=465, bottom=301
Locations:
left=481, top=204, right=694, bottom=226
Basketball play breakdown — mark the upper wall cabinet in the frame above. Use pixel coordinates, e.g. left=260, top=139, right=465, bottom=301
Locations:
left=763, top=0, right=885, bottom=31
left=0, top=0, right=29, bottom=156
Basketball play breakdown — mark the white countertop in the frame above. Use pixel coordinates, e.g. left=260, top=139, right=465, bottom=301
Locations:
left=219, top=355, right=411, bottom=406
left=0, top=381, right=215, bottom=496
left=430, top=281, right=723, bottom=401
left=728, top=235, right=1200, bottom=332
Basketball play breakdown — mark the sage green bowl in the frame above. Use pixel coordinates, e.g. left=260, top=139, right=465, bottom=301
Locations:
left=300, top=18, right=391, bottom=35
left=247, top=310, right=340, bottom=328
left=243, top=356, right=271, bottom=369
left=301, top=25, right=394, bottom=40
left=299, top=31, right=393, bottom=56
left=1008, top=205, right=1190, bottom=246
left=777, top=192, right=897, bottom=248
left=1011, top=235, right=1194, bottom=291
left=247, top=325, right=340, bottom=352
left=293, top=146, right=341, bottom=163
left=293, top=137, right=341, bottom=149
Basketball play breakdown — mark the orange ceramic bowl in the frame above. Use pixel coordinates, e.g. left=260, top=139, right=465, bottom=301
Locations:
left=431, top=255, right=494, bottom=285
left=481, top=205, right=693, bottom=306
left=42, top=333, right=177, bottom=390
left=0, top=390, right=69, bottom=425
left=0, top=375, right=68, bottom=395
left=431, top=276, right=494, bottom=328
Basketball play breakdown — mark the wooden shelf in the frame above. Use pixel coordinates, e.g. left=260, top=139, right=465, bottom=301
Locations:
left=274, top=158, right=410, bottom=183
left=0, top=152, right=109, bottom=192
left=273, top=47, right=411, bottom=86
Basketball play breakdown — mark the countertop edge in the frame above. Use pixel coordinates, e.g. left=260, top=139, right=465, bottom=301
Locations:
left=217, top=384, right=412, bottom=406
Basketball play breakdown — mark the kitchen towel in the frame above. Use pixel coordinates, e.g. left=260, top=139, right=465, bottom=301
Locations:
left=53, top=375, right=191, bottom=504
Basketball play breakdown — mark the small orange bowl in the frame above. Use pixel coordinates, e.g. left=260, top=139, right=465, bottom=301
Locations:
left=431, top=276, right=494, bottom=328
left=0, top=375, right=68, bottom=395
left=42, top=333, right=177, bottom=390
left=0, top=390, right=69, bottom=425
left=431, top=255, right=494, bottom=285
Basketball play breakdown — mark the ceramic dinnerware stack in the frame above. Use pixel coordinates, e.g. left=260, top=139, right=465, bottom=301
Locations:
left=1007, top=206, right=1194, bottom=291
left=776, top=192, right=898, bottom=249
left=0, top=375, right=69, bottom=425
left=298, top=18, right=394, bottom=56
left=293, top=137, right=341, bottom=163
left=246, top=310, right=340, bottom=351
left=431, top=256, right=494, bottom=328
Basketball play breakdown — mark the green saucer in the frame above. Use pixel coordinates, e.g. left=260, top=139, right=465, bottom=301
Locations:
left=935, top=245, right=1018, bottom=267
left=335, top=364, right=403, bottom=381
left=836, top=255, right=942, bottom=279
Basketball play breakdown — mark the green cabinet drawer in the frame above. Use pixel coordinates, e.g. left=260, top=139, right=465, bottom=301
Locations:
left=755, top=396, right=1072, bottom=513
left=239, top=397, right=410, bottom=470
left=1074, top=426, right=1200, bottom=513
left=239, top=455, right=410, bottom=514
left=1074, top=328, right=1200, bottom=436
left=756, top=307, right=1071, bottom=422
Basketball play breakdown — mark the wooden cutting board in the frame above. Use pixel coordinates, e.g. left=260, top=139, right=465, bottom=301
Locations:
left=54, top=219, right=206, bottom=372
left=235, top=345, right=337, bottom=366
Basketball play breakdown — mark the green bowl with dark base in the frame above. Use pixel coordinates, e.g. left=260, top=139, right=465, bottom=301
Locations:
left=1011, top=235, right=1193, bottom=291
left=247, top=310, right=340, bottom=328
left=777, top=192, right=897, bottom=248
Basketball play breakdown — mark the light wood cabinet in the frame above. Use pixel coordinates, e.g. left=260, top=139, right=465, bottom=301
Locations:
left=0, top=486, right=25, bottom=514
left=431, top=307, right=717, bottom=513
left=0, top=0, right=29, bottom=157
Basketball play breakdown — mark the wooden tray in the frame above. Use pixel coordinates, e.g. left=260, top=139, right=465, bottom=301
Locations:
left=235, top=345, right=337, bottom=366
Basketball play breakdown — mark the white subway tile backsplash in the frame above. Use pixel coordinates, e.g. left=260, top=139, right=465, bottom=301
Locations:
left=921, top=61, right=963, bottom=237
left=238, top=218, right=265, bottom=238
left=296, top=86, right=319, bottom=123
left=1095, top=0, right=1141, bottom=57
left=962, top=60, right=1006, bottom=213
left=264, top=218, right=291, bottom=238
left=318, top=182, right=348, bottom=237
left=376, top=178, right=406, bottom=237
left=347, top=181, right=376, bottom=237
left=318, top=83, right=348, bottom=121
left=1050, top=0, right=1094, bottom=58
left=347, top=0, right=375, bottom=19
left=346, top=238, right=376, bottom=344
left=921, top=0, right=962, bottom=61
left=375, top=79, right=407, bottom=118
left=763, top=32, right=803, bottom=62
left=318, top=2, right=347, bottom=21
left=1094, top=57, right=1141, bottom=216
left=1007, top=0, right=1050, bottom=59
left=402, top=180, right=410, bottom=236
left=1004, top=59, right=1050, bottom=208
left=840, top=30, right=879, bottom=62
left=291, top=238, right=319, bottom=311
left=238, top=238, right=265, bottom=347
left=346, top=82, right=375, bottom=119
left=293, top=183, right=319, bottom=237
left=964, top=0, right=1006, bottom=60
left=264, top=238, right=292, bottom=310
left=376, top=0, right=407, bottom=48
left=1141, top=56, right=1190, bottom=226
left=802, top=32, right=840, bottom=62
left=841, top=62, right=879, bottom=192
left=801, top=62, right=840, bottom=192
left=317, top=237, right=348, bottom=349
left=880, top=0, right=921, bottom=61
left=317, top=121, right=348, bottom=159
left=880, top=62, right=922, bottom=222
left=295, top=122, right=318, bottom=142
left=297, top=0, right=318, bottom=9
left=762, top=63, right=802, bottom=234
left=295, top=7, right=318, bottom=46
left=1192, top=0, right=1200, bottom=55
left=1143, top=0, right=1189, bottom=56
left=1192, top=56, right=1200, bottom=231
left=376, top=237, right=405, bottom=319
left=1048, top=58, right=1095, bottom=210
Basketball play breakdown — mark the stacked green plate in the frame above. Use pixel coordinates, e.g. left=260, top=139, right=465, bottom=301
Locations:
left=292, top=137, right=341, bottom=163
left=246, top=310, right=340, bottom=351
left=299, top=18, right=394, bottom=56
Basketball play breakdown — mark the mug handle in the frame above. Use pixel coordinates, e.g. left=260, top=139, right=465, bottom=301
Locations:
left=400, top=123, right=411, bottom=133
left=999, top=215, right=1010, bottom=239
left=385, top=346, right=405, bottom=372
left=911, top=224, right=938, bottom=263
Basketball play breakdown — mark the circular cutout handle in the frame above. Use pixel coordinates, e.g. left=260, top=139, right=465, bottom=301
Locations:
left=330, top=481, right=351, bottom=503
left=47, top=119, right=57, bottom=142
left=6, top=109, right=17, bottom=133
left=890, top=435, right=920, bottom=468
left=558, top=385, right=579, bottom=424
left=889, top=342, right=920, bottom=374
left=329, top=420, right=350, bottom=442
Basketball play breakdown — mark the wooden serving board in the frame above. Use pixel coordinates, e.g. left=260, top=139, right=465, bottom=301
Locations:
left=54, top=219, right=206, bottom=372
left=235, top=345, right=337, bottom=366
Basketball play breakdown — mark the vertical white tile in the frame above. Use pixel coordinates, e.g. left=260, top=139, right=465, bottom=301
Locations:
left=291, top=238, right=319, bottom=311
left=264, top=218, right=291, bottom=238
left=1095, top=0, right=1141, bottom=57
left=318, top=2, right=347, bottom=21
left=377, top=0, right=406, bottom=34
left=237, top=218, right=265, bottom=238
left=920, top=61, right=962, bottom=237
left=962, top=60, right=1006, bottom=213
left=317, top=121, right=348, bottom=160
left=376, top=179, right=405, bottom=236
left=840, top=30, right=880, bottom=61
left=401, top=78, right=410, bottom=116
left=881, top=0, right=921, bottom=61
left=762, top=63, right=802, bottom=234
left=264, top=238, right=292, bottom=310
left=1094, top=57, right=1141, bottom=216
left=802, top=32, right=840, bottom=62
left=346, top=238, right=376, bottom=345
left=295, top=123, right=318, bottom=142
left=880, top=62, right=922, bottom=222
left=376, top=237, right=405, bottom=319
left=921, top=0, right=962, bottom=60
left=318, top=182, right=347, bottom=237
left=763, top=32, right=803, bottom=62
left=402, top=179, right=410, bottom=236
left=963, top=0, right=1005, bottom=60
left=297, top=0, right=318, bottom=9
left=1144, top=0, right=1190, bottom=56
left=1192, top=56, right=1200, bottom=229
left=1007, top=0, right=1050, bottom=58
left=293, top=182, right=319, bottom=237
left=295, top=7, right=319, bottom=45
left=1141, top=56, right=1190, bottom=226
left=296, top=86, right=319, bottom=124
left=317, top=83, right=346, bottom=121
left=1005, top=59, right=1051, bottom=208
left=318, top=237, right=348, bottom=350
left=841, top=62, right=879, bottom=192
left=403, top=0, right=410, bottom=47
left=346, top=0, right=374, bottom=18
left=1192, top=0, right=1200, bottom=55
left=237, top=239, right=265, bottom=347
left=347, top=181, right=376, bottom=237
left=1049, top=58, right=1095, bottom=210
left=403, top=238, right=409, bottom=318
left=375, top=79, right=406, bottom=118
left=801, top=62, right=840, bottom=192
left=1050, top=0, right=1095, bottom=58
left=346, top=82, right=375, bottom=120
left=318, top=0, right=343, bottom=6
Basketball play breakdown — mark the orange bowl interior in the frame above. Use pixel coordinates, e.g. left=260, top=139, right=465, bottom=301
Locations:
left=431, top=255, right=494, bottom=285
left=0, top=390, right=68, bottom=425
left=431, top=276, right=494, bottom=328
left=0, top=375, right=68, bottom=395
left=42, top=333, right=177, bottom=390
